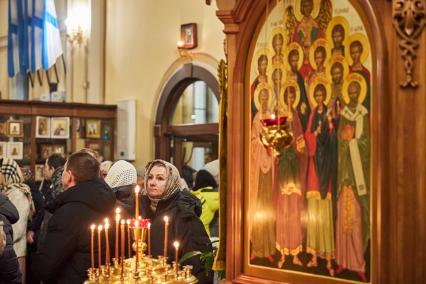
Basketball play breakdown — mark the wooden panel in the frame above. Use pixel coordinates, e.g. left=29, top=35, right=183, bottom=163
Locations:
left=215, top=0, right=426, bottom=283
left=167, top=123, right=218, bottom=136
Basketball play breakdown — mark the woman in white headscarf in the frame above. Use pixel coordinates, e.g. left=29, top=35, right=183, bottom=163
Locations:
left=0, top=158, right=34, bottom=280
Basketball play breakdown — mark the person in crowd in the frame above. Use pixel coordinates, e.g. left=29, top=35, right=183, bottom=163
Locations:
left=181, top=164, right=196, bottom=189
left=0, top=158, right=34, bottom=282
left=100, top=160, right=114, bottom=178
left=141, top=159, right=213, bottom=283
left=105, top=160, right=137, bottom=218
left=43, top=154, right=66, bottom=203
left=32, top=152, right=116, bottom=283
left=38, top=154, right=66, bottom=247
left=0, top=192, right=21, bottom=283
left=137, top=168, right=145, bottom=191
left=192, top=170, right=219, bottom=237
left=21, top=168, right=44, bottom=284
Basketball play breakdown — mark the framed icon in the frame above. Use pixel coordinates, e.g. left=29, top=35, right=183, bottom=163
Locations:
left=0, top=142, right=7, bottom=158
left=7, top=142, right=23, bottom=160
left=36, top=116, right=51, bottom=138
left=35, top=164, right=44, bottom=182
left=51, top=117, right=70, bottom=139
left=180, top=23, right=197, bottom=49
left=7, top=120, right=23, bottom=137
left=86, top=119, right=101, bottom=139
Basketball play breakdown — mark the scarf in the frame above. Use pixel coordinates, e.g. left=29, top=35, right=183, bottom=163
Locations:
left=144, top=159, right=182, bottom=212
left=0, top=158, right=35, bottom=217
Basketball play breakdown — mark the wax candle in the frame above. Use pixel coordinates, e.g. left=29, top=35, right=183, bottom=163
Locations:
left=126, top=219, right=131, bottom=258
left=147, top=222, right=151, bottom=256
left=164, top=216, right=169, bottom=257
left=104, top=219, right=110, bottom=275
left=120, top=220, right=125, bottom=276
left=90, top=224, right=95, bottom=273
left=115, top=207, right=121, bottom=264
left=134, top=185, right=140, bottom=219
left=134, top=220, right=139, bottom=274
left=97, top=225, right=103, bottom=268
left=173, top=241, right=180, bottom=273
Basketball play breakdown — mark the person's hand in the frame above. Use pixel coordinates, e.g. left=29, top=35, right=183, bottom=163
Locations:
left=27, top=230, right=35, bottom=244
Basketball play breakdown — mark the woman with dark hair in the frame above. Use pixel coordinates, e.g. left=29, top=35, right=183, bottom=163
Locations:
left=192, top=170, right=219, bottom=237
left=141, top=160, right=213, bottom=283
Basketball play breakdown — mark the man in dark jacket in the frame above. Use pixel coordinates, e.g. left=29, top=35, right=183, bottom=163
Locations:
left=0, top=192, right=21, bottom=283
left=32, top=152, right=116, bottom=283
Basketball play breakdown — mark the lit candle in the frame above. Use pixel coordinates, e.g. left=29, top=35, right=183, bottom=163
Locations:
left=115, top=207, right=121, bottom=265
left=164, top=216, right=169, bottom=257
left=120, top=220, right=125, bottom=276
left=97, top=225, right=103, bottom=268
left=134, top=185, right=140, bottom=219
left=173, top=241, right=180, bottom=273
left=126, top=219, right=131, bottom=258
left=104, top=219, right=110, bottom=269
left=134, top=220, right=139, bottom=274
left=90, top=224, right=95, bottom=273
left=147, top=222, right=151, bottom=256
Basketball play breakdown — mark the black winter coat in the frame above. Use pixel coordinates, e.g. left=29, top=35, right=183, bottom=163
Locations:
left=112, top=184, right=136, bottom=219
left=32, top=179, right=116, bottom=284
left=141, top=190, right=213, bottom=284
left=0, top=193, right=21, bottom=284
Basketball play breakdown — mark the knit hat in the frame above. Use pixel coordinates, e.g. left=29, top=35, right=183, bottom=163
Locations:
left=105, top=160, right=137, bottom=188
left=203, top=159, right=219, bottom=183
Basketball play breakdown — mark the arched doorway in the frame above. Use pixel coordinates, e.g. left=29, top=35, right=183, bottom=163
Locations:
left=154, top=63, right=219, bottom=182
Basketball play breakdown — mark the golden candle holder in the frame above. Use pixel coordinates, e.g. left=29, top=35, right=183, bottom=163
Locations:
left=260, top=115, right=293, bottom=157
left=85, top=218, right=198, bottom=284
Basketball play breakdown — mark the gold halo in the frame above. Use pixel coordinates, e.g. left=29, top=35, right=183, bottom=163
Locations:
left=345, top=33, right=370, bottom=66
left=279, top=80, right=301, bottom=109
left=269, top=27, right=286, bottom=68
left=294, top=0, right=320, bottom=22
left=308, top=76, right=331, bottom=108
left=342, top=73, right=368, bottom=104
left=309, top=38, right=331, bottom=70
left=284, top=42, right=304, bottom=72
left=326, top=16, right=350, bottom=50
left=326, top=55, right=350, bottom=82
left=254, top=82, right=273, bottom=111
left=254, top=47, right=273, bottom=77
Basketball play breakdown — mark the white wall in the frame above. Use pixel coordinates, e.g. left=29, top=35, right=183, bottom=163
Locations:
left=104, top=0, right=225, bottom=169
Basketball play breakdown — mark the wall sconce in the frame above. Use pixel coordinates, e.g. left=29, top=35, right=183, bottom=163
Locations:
left=65, top=4, right=91, bottom=102
left=65, top=5, right=91, bottom=46
left=177, top=40, right=192, bottom=59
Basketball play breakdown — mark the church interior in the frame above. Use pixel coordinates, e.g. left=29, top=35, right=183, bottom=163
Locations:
left=0, top=0, right=425, bottom=283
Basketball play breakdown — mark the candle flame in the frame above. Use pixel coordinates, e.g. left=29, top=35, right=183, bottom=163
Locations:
left=121, top=219, right=125, bottom=225
left=98, top=225, right=103, bottom=231
left=126, top=219, right=130, bottom=225
left=164, top=216, right=169, bottom=223
left=148, top=222, right=151, bottom=229
left=115, top=214, right=121, bottom=222
left=134, top=220, right=139, bottom=227
left=115, top=207, right=121, bottom=214
left=271, top=114, right=276, bottom=119
left=104, top=218, right=109, bottom=225
left=90, top=224, right=96, bottom=230
left=173, top=241, right=179, bottom=248
left=105, top=223, right=109, bottom=229
left=135, top=185, right=140, bottom=193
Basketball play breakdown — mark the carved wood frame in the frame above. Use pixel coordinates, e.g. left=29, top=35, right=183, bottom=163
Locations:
left=219, top=0, right=389, bottom=283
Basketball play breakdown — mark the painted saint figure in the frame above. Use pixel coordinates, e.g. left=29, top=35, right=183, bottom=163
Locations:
left=276, top=84, right=308, bottom=268
left=331, top=24, right=345, bottom=56
left=287, top=47, right=310, bottom=132
left=335, top=79, right=370, bottom=282
left=250, top=86, right=277, bottom=263
left=349, top=39, right=371, bottom=111
left=304, top=82, right=337, bottom=276
left=251, top=54, right=269, bottom=119
left=272, top=33, right=285, bottom=66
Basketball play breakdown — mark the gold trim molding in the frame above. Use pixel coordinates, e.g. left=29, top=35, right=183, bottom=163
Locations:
left=392, top=0, right=426, bottom=88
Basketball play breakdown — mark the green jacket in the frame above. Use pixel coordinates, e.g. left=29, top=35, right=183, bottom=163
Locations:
left=191, top=187, right=219, bottom=236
